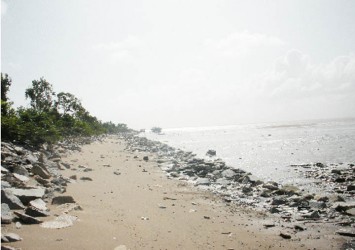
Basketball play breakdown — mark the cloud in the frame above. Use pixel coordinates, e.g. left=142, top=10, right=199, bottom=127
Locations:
left=260, top=50, right=355, bottom=99
left=1, top=0, right=8, bottom=16
left=92, top=36, right=144, bottom=63
left=204, top=31, right=284, bottom=57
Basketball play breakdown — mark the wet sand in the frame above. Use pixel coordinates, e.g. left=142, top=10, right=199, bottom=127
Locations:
left=6, top=136, right=344, bottom=249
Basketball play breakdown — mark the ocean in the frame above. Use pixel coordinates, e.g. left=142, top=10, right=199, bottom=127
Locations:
left=144, top=118, right=355, bottom=191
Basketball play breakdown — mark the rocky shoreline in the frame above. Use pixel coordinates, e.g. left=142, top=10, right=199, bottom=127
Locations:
left=1, top=137, right=102, bottom=249
left=1, top=133, right=354, bottom=249
left=124, top=133, right=355, bottom=246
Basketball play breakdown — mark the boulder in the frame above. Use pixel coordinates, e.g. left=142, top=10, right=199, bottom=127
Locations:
left=13, top=165, right=29, bottom=176
left=2, top=233, right=22, bottom=242
left=14, top=211, right=42, bottom=224
left=1, top=203, right=14, bottom=224
left=221, top=169, right=236, bottom=179
left=6, top=187, right=45, bottom=205
left=31, top=164, right=51, bottom=179
left=1, top=189, right=25, bottom=209
left=51, top=196, right=76, bottom=205
left=195, top=178, right=211, bottom=186
left=25, top=206, right=50, bottom=217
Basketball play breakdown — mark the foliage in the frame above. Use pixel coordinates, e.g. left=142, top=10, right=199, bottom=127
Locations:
left=151, top=127, right=162, bottom=134
left=1, top=73, right=12, bottom=102
left=25, top=78, right=55, bottom=113
left=1, top=73, right=133, bottom=147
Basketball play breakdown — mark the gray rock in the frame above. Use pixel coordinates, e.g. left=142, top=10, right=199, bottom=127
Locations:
left=13, top=165, right=29, bottom=176
left=1, top=203, right=14, bottom=224
left=1, top=189, right=25, bottom=209
left=303, top=211, right=320, bottom=219
left=2, top=233, right=22, bottom=242
left=1, top=181, right=11, bottom=189
left=1, top=245, right=17, bottom=250
left=52, top=196, right=76, bottom=205
left=29, top=198, right=48, bottom=211
left=143, top=156, right=149, bottom=161
left=221, top=169, right=236, bottom=179
left=262, top=182, right=279, bottom=191
left=14, top=211, right=42, bottom=224
left=271, top=197, right=287, bottom=205
left=196, top=178, right=211, bottom=186
left=25, top=153, right=38, bottom=164
left=345, top=208, right=355, bottom=216
left=80, top=177, right=93, bottom=181
left=280, top=232, right=292, bottom=239
left=336, top=229, right=355, bottom=237
left=309, top=201, right=327, bottom=209
left=347, top=184, right=355, bottom=192
left=215, top=178, right=231, bottom=186
left=6, top=187, right=45, bottom=205
left=32, top=164, right=51, bottom=179
left=25, top=206, right=50, bottom=217
left=13, top=173, right=30, bottom=183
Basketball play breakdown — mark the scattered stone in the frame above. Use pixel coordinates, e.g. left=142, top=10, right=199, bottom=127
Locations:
left=143, top=156, right=149, bottom=161
left=114, top=171, right=121, bottom=175
left=41, top=214, right=77, bottom=229
left=31, top=164, right=51, bottom=179
left=14, top=211, right=42, bottom=224
left=25, top=206, right=50, bottom=217
left=337, top=230, right=355, bottom=237
left=70, top=175, right=77, bottom=180
left=80, top=177, right=93, bottom=181
left=15, top=222, right=22, bottom=229
left=1, top=203, right=14, bottom=224
left=52, top=196, right=76, bottom=205
left=13, top=173, right=30, bottom=183
left=280, top=232, right=292, bottom=239
left=196, top=178, right=211, bottom=186
left=2, top=233, right=22, bottom=242
left=6, top=187, right=45, bottom=205
left=1, top=189, right=25, bottom=209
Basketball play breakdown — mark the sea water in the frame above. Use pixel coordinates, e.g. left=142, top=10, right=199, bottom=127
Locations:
left=144, top=118, right=355, bottom=189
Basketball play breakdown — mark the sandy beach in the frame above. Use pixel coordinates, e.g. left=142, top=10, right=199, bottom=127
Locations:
left=2, top=136, right=347, bottom=250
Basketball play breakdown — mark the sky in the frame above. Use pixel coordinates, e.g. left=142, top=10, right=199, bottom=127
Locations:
left=1, top=0, right=355, bottom=129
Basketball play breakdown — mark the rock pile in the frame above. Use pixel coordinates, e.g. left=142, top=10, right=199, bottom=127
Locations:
left=1, top=137, right=95, bottom=248
left=124, top=134, right=355, bottom=240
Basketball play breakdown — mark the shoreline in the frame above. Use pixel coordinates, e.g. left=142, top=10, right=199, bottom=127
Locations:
left=1, top=134, right=354, bottom=249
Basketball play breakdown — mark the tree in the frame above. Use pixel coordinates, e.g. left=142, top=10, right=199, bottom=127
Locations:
left=151, top=127, right=162, bottom=134
left=25, top=78, right=55, bottom=112
left=1, top=73, right=12, bottom=102
left=56, top=92, right=83, bottom=115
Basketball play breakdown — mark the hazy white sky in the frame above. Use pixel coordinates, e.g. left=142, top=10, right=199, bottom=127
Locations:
left=1, top=0, right=355, bottom=129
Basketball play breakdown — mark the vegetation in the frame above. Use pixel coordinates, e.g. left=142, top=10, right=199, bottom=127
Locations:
left=1, top=73, right=132, bottom=147
left=151, top=127, right=162, bottom=134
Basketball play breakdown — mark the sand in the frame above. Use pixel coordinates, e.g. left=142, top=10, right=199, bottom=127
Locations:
left=5, top=136, right=345, bottom=249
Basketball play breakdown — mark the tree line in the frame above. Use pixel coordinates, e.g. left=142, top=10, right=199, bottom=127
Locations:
left=1, top=73, right=131, bottom=147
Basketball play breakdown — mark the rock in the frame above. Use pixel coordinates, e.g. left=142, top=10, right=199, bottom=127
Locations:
left=41, top=214, right=77, bottom=229
left=216, top=178, right=231, bottom=186
left=13, top=173, right=30, bottom=183
left=262, top=182, right=279, bottom=191
left=14, top=211, right=42, bottom=224
left=29, top=198, right=48, bottom=211
left=221, top=169, right=236, bottom=179
left=270, top=207, right=281, bottom=213
left=271, top=197, right=287, bottom=205
left=13, top=165, right=29, bottom=176
left=143, top=156, right=149, bottom=161
left=263, top=223, right=275, bottom=228
left=25, top=206, right=50, bottom=217
left=2, top=233, right=22, bottom=242
left=315, top=162, right=326, bottom=168
left=309, top=201, right=327, bottom=209
left=294, top=225, right=306, bottom=231
left=345, top=208, right=355, bottom=216
left=80, top=177, right=93, bottom=181
left=1, top=189, right=25, bottom=209
left=333, top=202, right=355, bottom=212
left=31, top=164, right=51, bottom=179
left=6, top=187, right=45, bottom=205
left=24, top=153, right=38, bottom=164
left=347, top=184, right=355, bottom=192
left=196, top=178, right=210, bottom=186
left=336, top=229, right=355, bottom=237
left=15, top=222, right=22, bottom=229
left=1, top=203, right=14, bottom=224
left=52, top=196, right=76, bottom=205
left=1, top=181, right=11, bottom=189
left=279, top=232, right=292, bottom=239
left=34, top=175, right=50, bottom=186
left=303, top=211, right=320, bottom=219
left=114, top=245, right=128, bottom=250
